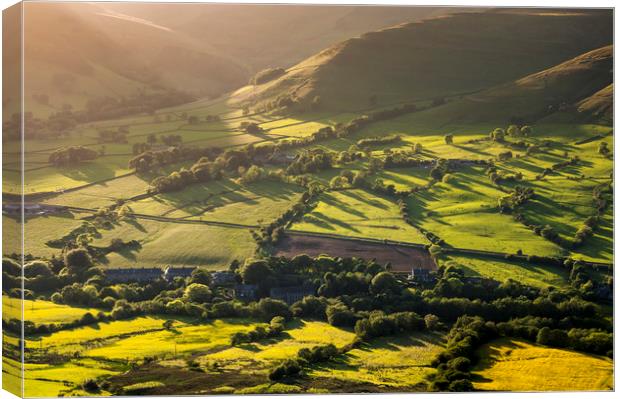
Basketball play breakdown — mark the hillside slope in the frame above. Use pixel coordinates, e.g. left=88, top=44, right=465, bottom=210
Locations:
left=412, top=45, right=613, bottom=125
left=19, top=2, right=464, bottom=118
left=21, top=2, right=247, bottom=116
left=240, top=9, right=612, bottom=111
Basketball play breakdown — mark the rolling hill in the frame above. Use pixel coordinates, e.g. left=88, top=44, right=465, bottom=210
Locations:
left=16, top=2, right=464, bottom=118
left=239, top=9, right=613, bottom=111
left=411, top=45, right=613, bottom=125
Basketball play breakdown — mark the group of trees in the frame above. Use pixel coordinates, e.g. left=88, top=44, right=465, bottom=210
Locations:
left=98, top=127, right=128, bottom=144
left=231, top=316, right=286, bottom=345
left=48, top=146, right=98, bottom=166
left=356, top=134, right=402, bottom=148
left=269, top=343, right=342, bottom=381
left=82, top=90, right=194, bottom=122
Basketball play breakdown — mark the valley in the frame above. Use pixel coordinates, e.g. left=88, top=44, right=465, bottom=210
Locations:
left=2, top=4, right=614, bottom=396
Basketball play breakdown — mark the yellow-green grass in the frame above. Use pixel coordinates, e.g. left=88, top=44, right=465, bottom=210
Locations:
left=2, top=295, right=105, bottom=326
left=290, top=188, right=429, bottom=244
left=18, top=159, right=133, bottom=195
left=406, top=167, right=562, bottom=256
left=375, top=168, right=431, bottom=191
left=84, top=319, right=261, bottom=361
left=309, top=331, right=444, bottom=388
left=91, top=219, right=255, bottom=269
left=25, top=316, right=176, bottom=354
left=2, top=356, right=22, bottom=397
left=200, top=320, right=355, bottom=372
left=439, top=254, right=569, bottom=289
left=3, top=356, right=119, bottom=397
left=41, top=174, right=152, bottom=209
left=473, top=338, right=613, bottom=391
left=131, top=179, right=303, bottom=226
left=3, top=213, right=91, bottom=258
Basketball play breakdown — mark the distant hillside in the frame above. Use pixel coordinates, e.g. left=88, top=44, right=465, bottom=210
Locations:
left=17, top=2, right=461, bottom=118
left=415, top=45, right=613, bottom=125
left=103, top=3, right=463, bottom=72
left=20, top=2, right=248, bottom=117
left=240, top=9, right=612, bottom=111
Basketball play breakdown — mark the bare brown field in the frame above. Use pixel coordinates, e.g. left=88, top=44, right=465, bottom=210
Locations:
left=275, top=233, right=436, bottom=272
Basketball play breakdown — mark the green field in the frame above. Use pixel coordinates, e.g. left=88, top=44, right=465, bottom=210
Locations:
left=473, top=338, right=613, bottom=391
left=4, top=212, right=92, bottom=257
left=291, top=188, right=428, bottom=244
left=439, top=254, right=569, bottom=289
left=309, top=331, right=444, bottom=388
left=91, top=219, right=255, bottom=269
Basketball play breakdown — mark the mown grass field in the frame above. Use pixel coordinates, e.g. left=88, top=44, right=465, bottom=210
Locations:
left=290, top=188, right=428, bottom=244
left=472, top=338, right=613, bottom=391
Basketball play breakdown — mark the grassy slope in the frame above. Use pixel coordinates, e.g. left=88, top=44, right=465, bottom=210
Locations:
left=473, top=338, right=613, bottom=391
left=414, top=45, right=612, bottom=125
left=245, top=10, right=612, bottom=111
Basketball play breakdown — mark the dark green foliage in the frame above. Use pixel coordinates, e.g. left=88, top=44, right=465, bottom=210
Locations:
left=49, top=146, right=98, bottom=166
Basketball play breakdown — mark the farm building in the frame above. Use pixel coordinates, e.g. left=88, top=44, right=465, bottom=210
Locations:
left=270, top=286, right=315, bottom=304
left=164, top=266, right=196, bottom=281
left=212, top=271, right=236, bottom=286
left=104, top=267, right=163, bottom=283
left=234, top=284, right=258, bottom=301
left=409, top=268, right=435, bottom=283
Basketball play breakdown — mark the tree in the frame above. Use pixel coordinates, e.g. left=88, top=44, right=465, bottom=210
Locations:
left=507, top=125, right=520, bottom=136
left=23, top=261, right=53, bottom=278
left=520, top=125, right=532, bottom=136
left=190, top=268, right=212, bottom=285
left=490, top=128, right=505, bottom=142
left=64, top=248, right=93, bottom=275
left=163, top=320, right=175, bottom=330
left=147, top=134, right=157, bottom=145
left=537, top=326, right=552, bottom=345
left=241, top=260, right=272, bottom=285
left=444, top=134, right=454, bottom=145
left=598, top=142, right=610, bottom=156
left=370, top=272, right=400, bottom=295
left=184, top=283, right=212, bottom=303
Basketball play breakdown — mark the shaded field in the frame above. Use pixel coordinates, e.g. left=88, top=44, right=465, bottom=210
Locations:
left=472, top=338, right=613, bottom=391
left=274, top=233, right=436, bottom=272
